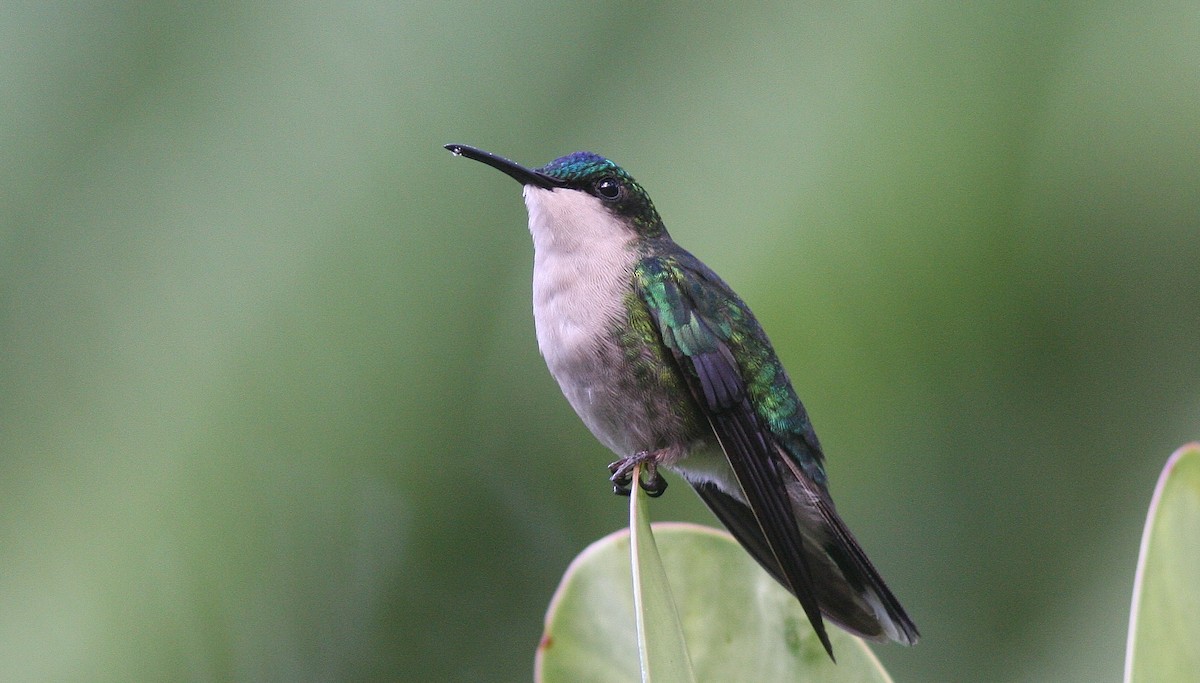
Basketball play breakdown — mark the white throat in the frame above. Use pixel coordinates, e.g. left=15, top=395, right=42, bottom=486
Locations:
left=522, top=185, right=637, bottom=385
left=523, top=186, right=632, bottom=256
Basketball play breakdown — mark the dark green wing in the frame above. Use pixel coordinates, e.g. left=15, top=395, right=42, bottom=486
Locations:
left=634, top=252, right=835, bottom=659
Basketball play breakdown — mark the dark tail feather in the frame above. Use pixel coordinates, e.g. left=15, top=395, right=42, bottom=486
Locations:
left=813, top=495, right=920, bottom=645
left=691, top=481, right=919, bottom=646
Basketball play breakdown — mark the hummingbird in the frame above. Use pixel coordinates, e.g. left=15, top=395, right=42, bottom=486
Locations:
left=444, top=143, right=919, bottom=659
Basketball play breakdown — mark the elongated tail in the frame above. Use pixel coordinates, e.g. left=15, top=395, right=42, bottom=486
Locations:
left=691, top=479, right=919, bottom=645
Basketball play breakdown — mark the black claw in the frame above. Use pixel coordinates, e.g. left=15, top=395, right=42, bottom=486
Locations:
left=608, top=452, right=668, bottom=497
left=641, top=474, right=667, bottom=497
left=608, top=459, right=635, bottom=496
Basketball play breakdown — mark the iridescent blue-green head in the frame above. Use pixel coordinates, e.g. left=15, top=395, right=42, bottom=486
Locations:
left=444, top=144, right=666, bottom=240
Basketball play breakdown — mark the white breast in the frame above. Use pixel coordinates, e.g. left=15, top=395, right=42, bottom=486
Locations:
left=525, top=187, right=635, bottom=357
left=523, top=186, right=637, bottom=451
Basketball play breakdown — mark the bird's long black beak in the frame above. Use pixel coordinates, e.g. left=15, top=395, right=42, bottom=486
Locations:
left=444, top=144, right=567, bottom=189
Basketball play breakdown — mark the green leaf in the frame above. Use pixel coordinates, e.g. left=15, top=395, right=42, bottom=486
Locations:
left=1125, top=443, right=1200, bottom=682
left=536, top=508, right=895, bottom=682
left=628, top=468, right=696, bottom=683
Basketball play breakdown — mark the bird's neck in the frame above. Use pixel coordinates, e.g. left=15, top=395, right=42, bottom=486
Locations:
left=524, top=187, right=639, bottom=359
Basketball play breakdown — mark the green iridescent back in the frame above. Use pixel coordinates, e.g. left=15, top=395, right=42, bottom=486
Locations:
left=633, top=244, right=829, bottom=486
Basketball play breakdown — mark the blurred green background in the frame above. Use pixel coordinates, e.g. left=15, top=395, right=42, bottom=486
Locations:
left=3, top=2, right=1198, bottom=681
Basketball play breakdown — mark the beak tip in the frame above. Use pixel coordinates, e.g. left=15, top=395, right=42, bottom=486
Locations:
left=442, top=144, right=562, bottom=190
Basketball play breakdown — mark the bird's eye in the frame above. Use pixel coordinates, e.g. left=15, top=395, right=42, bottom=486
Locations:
left=595, top=177, right=622, bottom=200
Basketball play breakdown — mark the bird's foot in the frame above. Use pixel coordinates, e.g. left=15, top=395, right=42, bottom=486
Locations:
left=608, top=451, right=668, bottom=498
